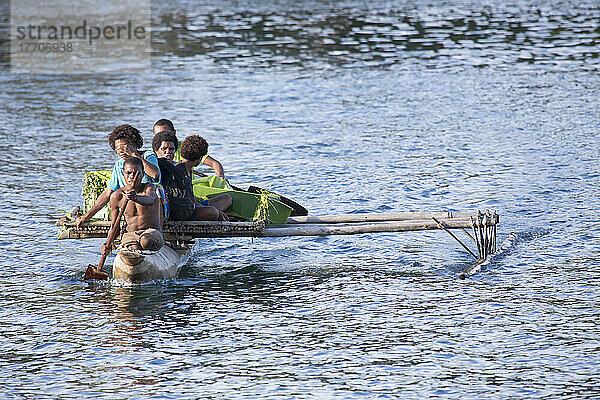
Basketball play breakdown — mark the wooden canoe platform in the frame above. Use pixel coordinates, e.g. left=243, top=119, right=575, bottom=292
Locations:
left=58, top=211, right=497, bottom=240
left=58, top=210, right=499, bottom=278
left=59, top=211, right=499, bottom=264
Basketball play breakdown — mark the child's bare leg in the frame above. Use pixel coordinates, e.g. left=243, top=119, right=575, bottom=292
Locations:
left=205, top=194, right=232, bottom=212
left=194, top=206, right=220, bottom=221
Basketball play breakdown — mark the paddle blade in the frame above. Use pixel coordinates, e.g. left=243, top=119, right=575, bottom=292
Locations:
left=84, top=264, right=109, bottom=281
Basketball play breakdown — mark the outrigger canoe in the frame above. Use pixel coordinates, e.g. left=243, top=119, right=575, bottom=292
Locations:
left=68, top=169, right=499, bottom=282
left=60, top=211, right=500, bottom=282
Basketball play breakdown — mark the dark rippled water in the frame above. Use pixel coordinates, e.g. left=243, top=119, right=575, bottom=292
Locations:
left=1, top=0, right=600, bottom=398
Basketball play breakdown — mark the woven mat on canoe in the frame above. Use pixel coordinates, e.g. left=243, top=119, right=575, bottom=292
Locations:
left=59, top=221, right=265, bottom=240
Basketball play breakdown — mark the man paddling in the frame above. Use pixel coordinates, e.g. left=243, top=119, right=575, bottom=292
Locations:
left=76, top=124, right=161, bottom=228
left=153, top=118, right=226, bottom=178
left=103, top=157, right=164, bottom=254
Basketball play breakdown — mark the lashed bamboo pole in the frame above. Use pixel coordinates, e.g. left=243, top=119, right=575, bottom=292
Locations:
left=61, top=217, right=496, bottom=230
left=61, top=220, right=261, bottom=228
left=59, top=214, right=499, bottom=240
left=471, top=216, right=481, bottom=258
left=261, top=219, right=480, bottom=237
left=487, top=212, right=495, bottom=256
left=477, top=211, right=486, bottom=258
left=286, top=211, right=475, bottom=224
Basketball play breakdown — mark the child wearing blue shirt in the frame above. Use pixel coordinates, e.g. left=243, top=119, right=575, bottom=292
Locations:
left=76, top=124, right=161, bottom=227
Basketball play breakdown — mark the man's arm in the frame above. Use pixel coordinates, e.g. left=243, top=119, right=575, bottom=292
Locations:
left=124, top=184, right=157, bottom=207
left=76, top=187, right=112, bottom=228
left=122, top=147, right=160, bottom=180
left=138, top=155, right=160, bottom=180
left=202, top=155, right=225, bottom=179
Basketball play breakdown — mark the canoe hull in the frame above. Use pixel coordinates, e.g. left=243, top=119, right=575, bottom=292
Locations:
left=112, top=244, right=192, bottom=283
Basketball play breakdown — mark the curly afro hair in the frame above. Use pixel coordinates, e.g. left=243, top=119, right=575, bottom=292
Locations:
left=108, top=124, right=143, bottom=150
left=152, top=130, right=178, bottom=152
left=180, top=135, right=209, bottom=162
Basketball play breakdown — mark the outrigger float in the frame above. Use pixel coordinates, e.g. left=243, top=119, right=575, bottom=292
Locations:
left=58, top=210, right=499, bottom=282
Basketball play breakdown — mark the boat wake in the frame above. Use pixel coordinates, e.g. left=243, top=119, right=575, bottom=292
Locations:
left=459, top=231, right=521, bottom=278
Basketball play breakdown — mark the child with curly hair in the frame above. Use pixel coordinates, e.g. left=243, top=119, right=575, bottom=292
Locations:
left=76, top=124, right=161, bottom=227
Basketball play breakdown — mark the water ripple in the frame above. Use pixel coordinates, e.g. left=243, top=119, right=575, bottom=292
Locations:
left=150, top=1, right=600, bottom=71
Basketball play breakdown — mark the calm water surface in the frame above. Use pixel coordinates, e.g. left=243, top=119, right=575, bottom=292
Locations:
left=1, top=0, right=600, bottom=398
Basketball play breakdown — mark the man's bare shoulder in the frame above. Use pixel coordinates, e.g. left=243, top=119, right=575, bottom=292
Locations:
left=109, top=189, right=125, bottom=209
left=111, top=188, right=125, bottom=200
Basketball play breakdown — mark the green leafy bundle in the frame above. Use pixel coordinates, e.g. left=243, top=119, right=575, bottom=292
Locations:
left=252, top=188, right=276, bottom=223
left=81, top=170, right=111, bottom=219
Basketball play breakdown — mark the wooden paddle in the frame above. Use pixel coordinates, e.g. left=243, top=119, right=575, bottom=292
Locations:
left=83, top=197, right=128, bottom=280
left=83, top=172, right=137, bottom=280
